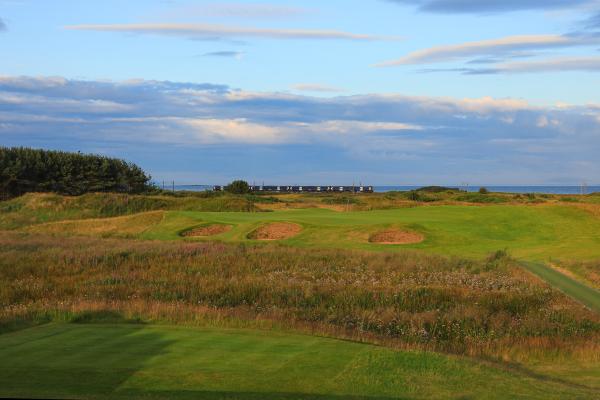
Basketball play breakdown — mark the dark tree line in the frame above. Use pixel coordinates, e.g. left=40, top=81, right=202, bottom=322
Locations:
left=0, top=147, right=153, bottom=199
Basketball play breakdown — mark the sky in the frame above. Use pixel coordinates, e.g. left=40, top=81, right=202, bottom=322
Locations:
left=1, top=0, right=600, bottom=185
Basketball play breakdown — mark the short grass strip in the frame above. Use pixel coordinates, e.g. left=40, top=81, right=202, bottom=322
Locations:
left=521, top=261, right=600, bottom=312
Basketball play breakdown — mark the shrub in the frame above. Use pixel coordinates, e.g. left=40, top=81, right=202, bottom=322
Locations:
left=225, top=180, right=250, bottom=194
left=322, top=196, right=361, bottom=205
left=407, top=191, right=421, bottom=201
left=455, top=193, right=507, bottom=204
left=479, top=187, right=489, bottom=195
left=244, top=195, right=281, bottom=204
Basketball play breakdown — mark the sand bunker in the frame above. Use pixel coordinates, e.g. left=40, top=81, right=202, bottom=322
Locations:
left=182, top=224, right=232, bottom=237
left=369, top=229, right=424, bottom=245
left=248, top=222, right=302, bottom=241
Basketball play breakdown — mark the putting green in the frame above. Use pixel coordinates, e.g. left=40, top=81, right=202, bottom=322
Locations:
left=136, top=205, right=600, bottom=261
left=0, top=323, right=596, bottom=400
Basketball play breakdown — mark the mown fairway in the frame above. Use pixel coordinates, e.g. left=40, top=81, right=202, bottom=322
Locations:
left=521, top=261, right=600, bottom=312
left=109, top=205, right=600, bottom=261
left=0, top=323, right=597, bottom=400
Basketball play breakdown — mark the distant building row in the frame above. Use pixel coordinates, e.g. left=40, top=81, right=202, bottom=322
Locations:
left=213, top=185, right=374, bottom=193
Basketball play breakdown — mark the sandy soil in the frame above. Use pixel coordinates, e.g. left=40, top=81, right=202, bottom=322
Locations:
left=248, top=222, right=302, bottom=241
left=182, top=224, right=232, bottom=237
left=369, top=229, right=424, bottom=245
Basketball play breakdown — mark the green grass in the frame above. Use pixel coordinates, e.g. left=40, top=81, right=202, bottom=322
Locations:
left=521, top=262, right=600, bottom=312
left=0, top=323, right=597, bottom=400
left=135, top=205, right=600, bottom=262
left=10, top=194, right=600, bottom=262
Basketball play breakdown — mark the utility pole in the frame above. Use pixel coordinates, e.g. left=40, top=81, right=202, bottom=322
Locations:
left=172, top=180, right=175, bottom=192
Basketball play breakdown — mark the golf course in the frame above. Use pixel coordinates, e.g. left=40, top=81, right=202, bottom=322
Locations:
left=1, top=191, right=600, bottom=399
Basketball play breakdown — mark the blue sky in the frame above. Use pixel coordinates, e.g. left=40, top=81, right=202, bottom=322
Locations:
left=1, top=0, right=600, bottom=185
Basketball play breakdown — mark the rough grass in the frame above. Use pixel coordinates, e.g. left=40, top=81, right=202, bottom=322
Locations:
left=0, top=192, right=256, bottom=230
left=0, top=323, right=596, bottom=400
left=24, top=211, right=165, bottom=238
left=1, top=232, right=598, bottom=364
left=264, top=190, right=600, bottom=211
left=554, top=259, right=600, bottom=289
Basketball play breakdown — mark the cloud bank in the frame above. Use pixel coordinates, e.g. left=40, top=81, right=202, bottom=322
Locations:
left=1, top=76, right=599, bottom=184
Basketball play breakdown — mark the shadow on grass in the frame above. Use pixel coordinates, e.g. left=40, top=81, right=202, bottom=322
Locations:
left=70, top=310, right=146, bottom=325
left=113, top=389, right=411, bottom=400
left=0, top=312, right=174, bottom=399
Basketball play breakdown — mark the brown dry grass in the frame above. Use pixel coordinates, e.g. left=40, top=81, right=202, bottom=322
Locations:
left=568, top=203, right=600, bottom=219
left=369, top=229, right=425, bottom=245
left=23, top=211, right=164, bottom=237
left=248, top=222, right=302, bottom=240
left=1, top=231, right=598, bottom=365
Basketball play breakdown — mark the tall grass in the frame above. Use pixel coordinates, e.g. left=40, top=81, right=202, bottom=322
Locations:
left=1, top=232, right=598, bottom=364
left=556, top=259, right=600, bottom=289
left=0, top=192, right=257, bottom=229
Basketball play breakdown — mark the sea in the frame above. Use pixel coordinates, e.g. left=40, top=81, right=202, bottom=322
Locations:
left=172, top=185, right=600, bottom=195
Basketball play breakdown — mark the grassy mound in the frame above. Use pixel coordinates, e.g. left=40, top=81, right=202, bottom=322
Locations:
left=0, top=192, right=256, bottom=230
left=25, top=211, right=164, bottom=238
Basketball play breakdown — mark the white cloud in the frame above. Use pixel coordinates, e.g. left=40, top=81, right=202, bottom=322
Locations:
left=64, top=23, right=388, bottom=41
left=291, top=83, right=346, bottom=93
left=492, top=56, right=600, bottom=73
left=299, top=120, right=423, bottom=133
left=374, top=34, right=594, bottom=66
left=111, top=117, right=424, bottom=145
left=181, top=118, right=285, bottom=144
